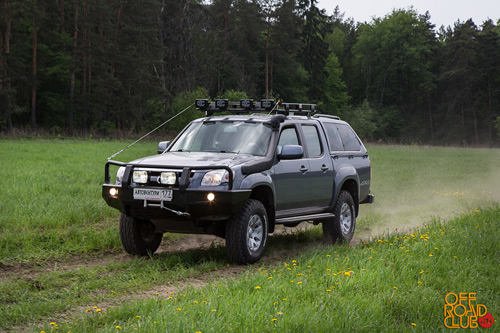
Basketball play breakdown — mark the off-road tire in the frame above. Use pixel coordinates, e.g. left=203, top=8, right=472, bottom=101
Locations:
left=323, top=190, right=356, bottom=244
left=226, top=199, right=268, bottom=264
left=119, top=213, right=162, bottom=255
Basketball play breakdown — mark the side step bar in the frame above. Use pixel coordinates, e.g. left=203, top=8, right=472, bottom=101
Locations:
left=275, top=212, right=335, bottom=225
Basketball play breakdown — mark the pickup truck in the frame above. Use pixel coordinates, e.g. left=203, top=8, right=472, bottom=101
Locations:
left=102, top=100, right=374, bottom=264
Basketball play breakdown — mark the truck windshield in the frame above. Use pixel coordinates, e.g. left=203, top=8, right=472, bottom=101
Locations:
left=170, top=121, right=272, bottom=156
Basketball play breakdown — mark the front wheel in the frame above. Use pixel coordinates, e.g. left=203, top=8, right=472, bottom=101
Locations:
left=323, top=190, right=356, bottom=244
left=119, top=213, right=163, bottom=255
left=226, top=199, right=268, bottom=264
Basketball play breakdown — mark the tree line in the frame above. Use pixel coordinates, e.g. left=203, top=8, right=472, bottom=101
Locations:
left=1, top=0, right=499, bottom=145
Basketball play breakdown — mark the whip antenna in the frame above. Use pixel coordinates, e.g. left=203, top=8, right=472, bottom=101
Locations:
left=107, top=103, right=194, bottom=160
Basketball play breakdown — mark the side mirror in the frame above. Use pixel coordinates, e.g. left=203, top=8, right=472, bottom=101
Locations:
left=278, top=145, right=303, bottom=160
left=157, top=141, right=171, bottom=154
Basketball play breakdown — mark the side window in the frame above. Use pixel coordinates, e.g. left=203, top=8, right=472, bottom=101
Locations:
left=337, top=124, right=361, bottom=151
left=278, top=127, right=300, bottom=155
left=323, top=123, right=344, bottom=151
left=278, top=127, right=299, bottom=146
left=301, top=125, right=322, bottom=157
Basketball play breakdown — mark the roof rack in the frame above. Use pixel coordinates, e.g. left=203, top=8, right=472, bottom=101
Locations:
left=195, top=99, right=317, bottom=116
left=313, top=114, right=341, bottom=120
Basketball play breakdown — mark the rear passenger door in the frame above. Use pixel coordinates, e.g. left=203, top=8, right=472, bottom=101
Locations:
left=300, top=124, right=334, bottom=208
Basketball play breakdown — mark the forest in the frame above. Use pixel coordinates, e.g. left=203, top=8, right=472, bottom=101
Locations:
left=0, top=0, right=499, bottom=145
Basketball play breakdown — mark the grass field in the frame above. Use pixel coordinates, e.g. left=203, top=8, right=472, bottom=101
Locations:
left=47, top=207, right=500, bottom=332
left=1, top=139, right=499, bottom=331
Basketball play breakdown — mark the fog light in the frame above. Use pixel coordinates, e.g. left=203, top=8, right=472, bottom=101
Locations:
left=109, top=187, right=118, bottom=197
left=207, top=193, right=215, bottom=202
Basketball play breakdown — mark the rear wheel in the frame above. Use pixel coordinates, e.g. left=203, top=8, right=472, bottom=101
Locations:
left=119, top=213, right=162, bottom=255
left=323, top=190, right=356, bottom=244
left=226, top=199, right=268, bottom=264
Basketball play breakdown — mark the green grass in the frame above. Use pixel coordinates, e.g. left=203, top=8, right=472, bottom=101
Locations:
left=46, top=206, right=500, bottom=332
left=0, top=139, right=163, bottom=263
left=1, top=140, right=500, bottom=331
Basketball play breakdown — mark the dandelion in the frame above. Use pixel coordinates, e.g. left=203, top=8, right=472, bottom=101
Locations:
left=326, top=289, right=332, bottom=292
left=411, top=323, right=416, bottom=326
left=254, top=286, right=261, bottom=290
left=115, top=326, right=122, bottom=330
left=176, top=308, right=182, bottom=311
left=211, top=309, right=217, bottom=312
left=136, top=316, right=141, bottom=319
left=277, top=312, right=283, bottom=315
left=393, top=287, right=398, bottom=290
left=96, top=309, right=102, bottom=312
left=271, top=318, right=277, bottom=322
left=326, top=254, right=331, bottom=257
left=418, top=281, right=422, bottom=285
left=297, top=281, right=302, bottom=285
left=429, top=254, right=433, bottom=257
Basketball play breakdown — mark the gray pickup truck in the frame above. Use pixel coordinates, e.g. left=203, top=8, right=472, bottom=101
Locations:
left=102, top=100, right=373, bottom=264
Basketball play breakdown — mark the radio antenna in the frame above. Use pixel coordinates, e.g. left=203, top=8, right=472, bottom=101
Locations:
left=107, top=103, right=194, bottom=161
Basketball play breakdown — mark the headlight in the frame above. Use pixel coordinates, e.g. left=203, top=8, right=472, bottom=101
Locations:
left=132, top=170, right=148, bottom=184
left=116, top=167, right=126, bottom=183
left=201, top=170, right=229, bottom=186
left=160, top=172, right=176, bottom=185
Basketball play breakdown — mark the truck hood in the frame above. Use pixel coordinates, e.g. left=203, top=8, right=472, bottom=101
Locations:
left=131, top=152, right=262, bottom=169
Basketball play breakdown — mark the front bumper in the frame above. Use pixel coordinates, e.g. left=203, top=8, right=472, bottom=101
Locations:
left=102, top=184, right=251, bottom=220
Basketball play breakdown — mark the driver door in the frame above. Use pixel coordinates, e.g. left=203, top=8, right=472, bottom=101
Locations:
left=272, top=126, right=311, bottom=211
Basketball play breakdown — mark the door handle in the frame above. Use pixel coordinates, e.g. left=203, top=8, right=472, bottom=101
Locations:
left=300, top=166, right=308, bottom=173
left=321, top=164, right=329, bottom=171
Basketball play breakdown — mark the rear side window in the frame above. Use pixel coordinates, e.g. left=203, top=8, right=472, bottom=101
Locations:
left=323, top=123, right=344, bottom=151
left=337, top=124, right=361, bottom=151
left=301, top=125, right=322, bottom=157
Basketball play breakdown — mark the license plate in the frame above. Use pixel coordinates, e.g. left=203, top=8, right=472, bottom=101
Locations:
left=133, top=188, right=173, bottom=201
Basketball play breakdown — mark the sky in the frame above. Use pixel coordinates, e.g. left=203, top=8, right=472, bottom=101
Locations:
left=316, top=0, right=499, bottom=28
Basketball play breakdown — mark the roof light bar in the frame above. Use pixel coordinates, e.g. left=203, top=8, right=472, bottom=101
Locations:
left=195, top=99, right=209, bottom=110
left=215, top=99, right=228, bottom=109
left=194, top=99, right=315, bottom=116
left=240, top=99, right=254, bottom=110
left=261, top=99, right=274, bottom=110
